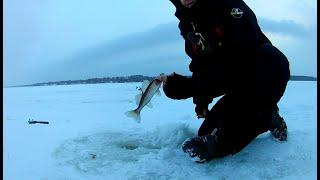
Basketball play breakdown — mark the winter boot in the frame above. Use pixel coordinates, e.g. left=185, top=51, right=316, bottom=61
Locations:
left=269, top=106, right=288, bottom=141
left=182, top=130, right=226, bottom=163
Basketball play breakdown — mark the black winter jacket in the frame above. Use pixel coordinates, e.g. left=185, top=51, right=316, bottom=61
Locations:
left=171, top=0, right=271, bottom=72
left=169, top=0, right=272, bottom=106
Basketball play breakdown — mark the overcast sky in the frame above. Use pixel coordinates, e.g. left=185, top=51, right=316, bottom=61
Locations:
left=4, top=0, right=317, bottom=86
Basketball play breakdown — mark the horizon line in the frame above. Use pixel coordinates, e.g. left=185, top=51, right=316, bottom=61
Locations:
left=4, top=74, right=317, bottom=88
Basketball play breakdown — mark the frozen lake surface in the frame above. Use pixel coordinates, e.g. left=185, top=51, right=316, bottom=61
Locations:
left=4, top=81, right=317, bottom=179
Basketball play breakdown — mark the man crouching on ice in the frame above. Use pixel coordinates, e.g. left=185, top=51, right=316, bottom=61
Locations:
left=156, top=0, right=290, bottom=163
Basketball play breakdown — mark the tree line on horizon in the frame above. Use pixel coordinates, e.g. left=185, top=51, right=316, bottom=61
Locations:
left=14, top=75, right=317, bottom=87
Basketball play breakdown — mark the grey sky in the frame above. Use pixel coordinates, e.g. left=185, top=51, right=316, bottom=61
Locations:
left=4, top=0, right=317, bottom=86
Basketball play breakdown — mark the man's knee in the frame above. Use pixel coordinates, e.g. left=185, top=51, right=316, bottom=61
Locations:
left=163, top=72, right=193, bottom=100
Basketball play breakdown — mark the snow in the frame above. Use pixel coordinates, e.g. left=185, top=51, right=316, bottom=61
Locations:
left=3, top=81, right=317, bottom=179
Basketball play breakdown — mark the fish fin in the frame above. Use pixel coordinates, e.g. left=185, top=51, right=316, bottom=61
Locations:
left=141, top=80, right=150, bottom=92
left=146, top=101, right=153, bottom=108
left=125, top=110, right=141, bottom=123
left=135, top=94, right=142, bottom=106
left=155, top=89, right=161, bottom=96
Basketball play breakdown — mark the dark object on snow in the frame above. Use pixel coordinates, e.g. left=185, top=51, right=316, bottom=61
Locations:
left=90, top=153, right=97, bottom=160
left=28, top=119, right=49, bottom=124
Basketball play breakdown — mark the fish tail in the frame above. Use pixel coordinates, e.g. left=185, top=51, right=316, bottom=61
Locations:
left=125, top=109, right=141, bottom=123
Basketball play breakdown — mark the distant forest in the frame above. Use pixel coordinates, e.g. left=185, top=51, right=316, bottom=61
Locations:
left=13, top=75, right=317, bottom=87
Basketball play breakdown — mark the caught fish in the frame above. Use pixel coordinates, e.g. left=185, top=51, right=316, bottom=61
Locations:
left=125, top=78, right=162, bottom=123
left=135, top=80, right=161, bottom=108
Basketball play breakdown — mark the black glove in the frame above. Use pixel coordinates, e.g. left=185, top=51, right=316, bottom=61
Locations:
left=195, top=104, right=209, bottom=119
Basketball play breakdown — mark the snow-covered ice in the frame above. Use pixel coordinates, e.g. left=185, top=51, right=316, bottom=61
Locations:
left=3, top=81, right=317, bottom=179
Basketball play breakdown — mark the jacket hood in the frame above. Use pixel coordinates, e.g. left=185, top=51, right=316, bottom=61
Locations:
left=169, top=0, right=197, bottom=20
left=169, top=0, right=184, bottom=9
left=169, top=0, right=228, bottom=20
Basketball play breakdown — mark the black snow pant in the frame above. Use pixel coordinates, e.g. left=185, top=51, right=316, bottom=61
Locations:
left=163, top=43, right=290, bottom=156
